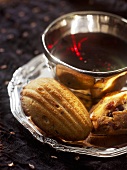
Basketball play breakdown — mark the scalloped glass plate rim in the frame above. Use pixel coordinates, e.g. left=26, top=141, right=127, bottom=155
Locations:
left=7, top=53, right=127, bottom=157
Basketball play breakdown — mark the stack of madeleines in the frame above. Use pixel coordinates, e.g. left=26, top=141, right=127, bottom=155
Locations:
left=21, top=64, right=127, bottom=147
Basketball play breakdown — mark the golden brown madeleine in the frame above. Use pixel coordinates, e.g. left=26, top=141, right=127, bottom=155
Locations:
left=21, top=78, right=93, bottom=141
left=56, top=64, right=95, bottom=90
left=91, top=71, right=127, bottom=99
left=90, top=91, right=127, bottom=135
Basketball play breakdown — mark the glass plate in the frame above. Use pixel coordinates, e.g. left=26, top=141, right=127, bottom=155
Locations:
left=7, top=53, right=127, bottom=157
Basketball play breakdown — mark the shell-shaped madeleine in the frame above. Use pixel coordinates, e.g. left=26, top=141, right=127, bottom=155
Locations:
left=21, top=78, right=93, bottom=141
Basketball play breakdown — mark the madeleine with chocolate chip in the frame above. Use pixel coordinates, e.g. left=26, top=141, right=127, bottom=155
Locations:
left=90, top=91, right=127, bottom=135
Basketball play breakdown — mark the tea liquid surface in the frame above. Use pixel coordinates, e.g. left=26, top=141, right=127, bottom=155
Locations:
left=51, top=33, right=127, bottom=72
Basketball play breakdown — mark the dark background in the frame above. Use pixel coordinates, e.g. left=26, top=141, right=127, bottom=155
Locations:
left=1, top=0, right=127, bottom=169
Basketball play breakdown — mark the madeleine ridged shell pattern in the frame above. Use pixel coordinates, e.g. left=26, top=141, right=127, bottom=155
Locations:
left=21, top=78, right=92, bottom=141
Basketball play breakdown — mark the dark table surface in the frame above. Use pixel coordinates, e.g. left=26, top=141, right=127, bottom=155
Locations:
left=1, top=0, right=127, bottom=169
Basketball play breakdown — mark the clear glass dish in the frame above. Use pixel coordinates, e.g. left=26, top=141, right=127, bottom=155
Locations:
left=7, top=54, right=127, bottom=157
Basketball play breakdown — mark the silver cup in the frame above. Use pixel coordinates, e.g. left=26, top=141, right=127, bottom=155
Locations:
left=42, top=11, right=127, bottom=77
